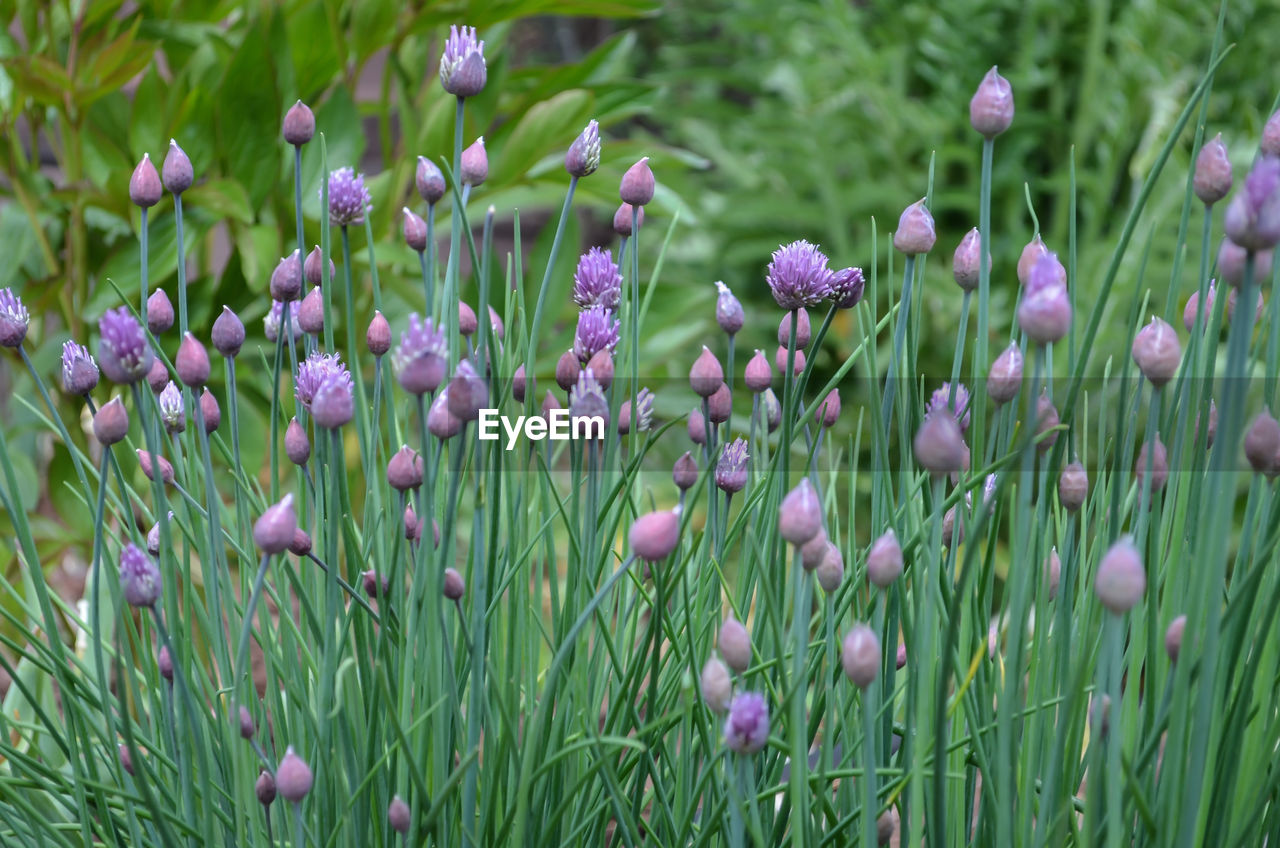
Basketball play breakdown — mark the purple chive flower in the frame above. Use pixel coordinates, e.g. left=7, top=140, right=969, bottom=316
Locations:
left=828, top=266, right=866, bottom=309
left=766, top=240, right=833, bottom=310
left=573, top=306, right=620, bottom=363
left=1194, top=133, right=1233, bottom=206
left=460, top=137, right=488, bottom=186
left=130, top=154, right=162, bottom=208
left=439, top=25, right=487, bottom=98
left=969, top=66, right=1014, bottom=138
left=893, top=199, right=936, bottom=255
left=325, top=167, right=372, bottom=228
left=447, top=360, right=489, bottom=422
left=1224, top=155, right=1280, bottom=252
left=630, top=509, right=681, bottom=562
left=295, top=352, right=352, bottom=412
left=147, top=289, right=174, bottom=334
left=158, top=381, right=185, bottom=435
left=119, top=543, right=161, bottom=608
left=0, top=288, right=30, bottom=348
left=98, top=307, right=153, bottom=384
left=61, top=341, right=99, bottom=396
left=212, top=306, right=245, bottom=358
left=312, top=374, right=355, bottom=430
left=569, top=368, right=610, bottom=429
left=619, top=387, right=654, bottom=435
left=565, top=120, right=601, bottom=178
left=416, top=157, right=446, bottom=206
left=572, top=247, right=623, bottom=310
left=619, top=157, right=655, bottom=207
left=926, top=382, right=971, bottom=431
left=715, top=438, right=749, bottom=494
left=1095, top=537, right=1146, bottom=614
left=283, top=100, right=315, bottom=147
left=264, top=300, right=303, bottom=343
left=276, top=747, right=314, bottom=803
left=715, top=281, right=745, bottom=334
left=393, top=313, right=448, bottom=395
left=162, top=139, right=193, bottom=195
left=723, top=691, right=769, bottom=754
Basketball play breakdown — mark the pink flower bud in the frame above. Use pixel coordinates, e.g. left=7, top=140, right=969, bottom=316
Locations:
left=866, top=530, right=903, bottom=588
left=914, top=411, right=967, bottom=475
left=1058, top=461, right=1089, bottom=512
left=1193, top=133, right=1233, bottom=205
left=276, top=746, right=313, bottom=802
left=1131, top=318, right=1181, bottom=387
left=778, top=478, right=822, bottom=545
left=987, top=342, right=1024, bottom=404
left=619, top=157, right=655, bottom=206
left=841, top=624, right=880, bottom=688
left=1165, top=615, right=1186, bottom=663
left=969, top=66, right=1014, bottom=138
left=690, top=346, right=724, bottom=397
left=1094, top=537, right=1145, bottom=614
left=952, top=227, right=987, bottom=291
left=630, top=509, right=681, bottom=562
left=700, top=657, right=733, bottom=712
left=719, top=616, right=752, bottom=672
left=744, top=349, right=773, bottom=393
left=460, top=137, right=488, bottom=186
left=893, top=199, right=936, bottom=256
left=130, top=154, right=162, bottom=208
left=283, top=100, right=315, bottom=147
left=777, top=308, right=811, bottom=349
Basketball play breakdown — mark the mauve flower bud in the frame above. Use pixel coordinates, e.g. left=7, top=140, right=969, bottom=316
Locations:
left=256, top=770, right=277, bottom=806
left=1194, top=133, right=1233, bottom=205
left=119, top=745, right=135, bottom=776
left=175, top=333, right=210, bottom=387
left=893, top=199, right=936, bottom=256
left=715, top=281, right=744, bottom=335
left=488, top=305, right=504, bottom=341
left=952, top=228, right=987, bottom=291
left=362, top=570, right=390, bottom=598
left=1264, top=111, right=1280, bottom=157
left=877, top=811, right=896, bottom=846
left=270, top=251, right=303, bottom=302
left=389, top=797, right=411, bottom=835
left=620, top=157, right=655, bottom=206
left=1095, top=537, right=1145, bottom=614
left=400, top=207, right=429, bottom=253
left=120, top=543, right=161, bottom=607
left=1135, top=436, right=1169, bottom=493
left=136, top=449, right=174, bottom=485
left=159, top=383, right=185, bottom=435
left=690, top=346, right=724, bottom=397
left=586, top=349, right=613, bottom=391
left=715, top=438, right=749, bottom=494
left=429, top=390, right=461, bottom=439
left=146, top=358, right=169, bottom=394
left=439, top=25, right=487, bottom=97
left=200, top=388, right=220, bottom=433
left=1165, top=614, right=1186, bottom=663
left=298, top=288, right=324, bottom=335
left=841, top=624, right=880, bottom=688
left=796, top=528, right=827, bottom=572
left=1045, top=547, right=1062, bottom=599
left=778, top=478, right=822, bottom=545
left=403, top=504, right=422, bottom=542
left=815, top=543, right=844, bottom=592
left=719, top=617, right=752, bottom=672
left=630, top=509, right=681, bottom=562
left=774, top=345, right=806, bottom=377
left=673, top=452, right=698, bottom=491
left=312, top=377, right=354, bottom=430
left=147, top=289, right=174, bottom=334
left=744, top=350, right=772, bottom=393
left=778, top=308, right=811, bottom=349
left=700, top=657, right=733, bottom=713
left=460, top=137, right=488, bottom=187
left=1217, top=238, right=1274, bottom=286
left=942, top=504, right=965, bottom=547
left=1198, top=400, right=1217, bottom=449
left=687, top=407, right=707, bottom=445
left=458, top=302, right=478, bottom=337
left=304, top=246, right=332, bottom=287
left=254, top=494, right=298, bottom=555
left=157, top=645, right=173, bottom=681
left=276, top=747, right=313, bottom=803
left=816, top=389, right=840, bottom=428
left=724, top=692, right=769, bottom=754
left=987, top=342, right=1024, bottom=404
left=508, top=364, right=528, bottom=403
left=969, top=66, right=1014, bottom=138
left=1036, top=395, right=1060, bottom=453
left=1058, top=461, right=1089, bottom=511
left=447, top=361, right=487, bottom=422
left=387, top=446, right=424, bottom=491
left=915, top=411, right=967, bottom=474
left=706, top=383, right=732, bottom=424
left=443, top=568, right=465, bottom=601
left=565, top=120, right=601, bottom=178
left=60, top=341, right=99, bottom=396
left=93, top=397, right=130, bottom=445
left=1131, top=318, right=1181, bottom=387
left=416, top=157, right=446, bottom=207
left=212, top=307, right=245, bottom=358
left=867, top=530, right=903, bottom=588
left=283, top=100, right=315, bottom=146
left=130, top=154, right=162, bottom=208
left=1016, top=235, right=1048, bottom=286
left=238, top=705, right=255, bottom=739
left=1018, top=259, right=1072, bottom=344
left=162, top=139, right=193, bottom=195
left=555, top=350, right=580, bottom=392
left=367, top=311, right=391, bottom=357
left=1225, top=155, right=1280, bottom=251
left=762, top=388, right=781, bottom=433
left=613, top=203, right=644, bottom=236
left=1245, top=408, right=1280, bottom=475
left=829, top=266, right=866, bottom=309
left=289, top=528, right=312, bottom=556
left=284, top=418, right=310, bottom=466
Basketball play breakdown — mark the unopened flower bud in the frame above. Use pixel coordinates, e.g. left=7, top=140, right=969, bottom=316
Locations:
left=388, top=797, right=411, bottom=835
left=761, top=388, right=781, bottom=433
left=175, top=333, right=210, bottom=387
left=256, top=770, right=277, bottom=806
left=892, top=199, right=936, bottom=256
left=362, top=570, right=390, bottom=598
left=1094, top=537, right=1145, bottom=614
left=630, top=509, right=681, bottom=562
left=147, top=289, right=174, bottom=334
left=778, top=308, right=811, bottom=349
left=1217, top=238, right=1274, bottom=286
left=555, top=350, right=580, bottom=392
left=1058, top=461, right=1089, bottom=511
left=613, top=203, right=644, bottom=236
left=715, top=281, right=744, bottom=335
left=1245, top=408, right=1280, bottom=475
left=387, top=446, right=424, bottom=491
left=460, top=137, right=488, bottom=187
left=284, top=418, right=310, bottom=466
left=1224, top=155, right=1280, bottom=251
left=778, top=478, right=822, bottom=545
left=443, top=567, right=465, bottom=600
left=283, top=100, right=315, bottom=146
left=700, top=657, right=733, bottom=712
left=238, top=705, right=255, bottom=739
left=586, top=349, right=613, bottom=391
left=969, top=66, right=1014, bottom=138
left=1135, top=435, right=1169, bottom=493
left=120, top=543, right=161, bottom=607
left=774, top=345, right=805, bottom=377
left=157, top=645, right=173, bottom=681
left=93, top=397, right=130, bottom=445
left=298, top=288, right=324, bottom=335
left=619, top=157, right=655, bottom=206
left=688, top=406, right=707, bottom=445
left=1165, top=615, right=1186, bottom=663
left=1045, top=547, right=1062, bottom=599
left=1017, top=236, right=1049, bottom=286
left=799, top=528, right=829, bottom=571
left=706, top=383, right=732, bottom=424
left=200, top=388, right=220, bottom=433
left=289, top=529, right=312, bottom=556
left=952, top=227, right=987, bottom=291
left=744, top=350, right=772, bottom=393
left=212, top=306, right=245, bottom=358
left=1131, top=317, right=1181, bottom=387
left=119, top=744, right=135, bottom=776
left=162, top=139, right=193, bottom=195
left=254, top=494, right=298, bottom=555
left=276, top=747, right=313, bottom=803
left=673, top=452, right=698, bottom=491
left=304, top=245, right=334, bottom=287
left=914, top=411, right=967, bottom=474
left=815, top=543, right=844, bottom=592
left=270, top=251, right=303, bottom=302
left=690, top=347, right=724, bottom=397
left=1036, top=395, right=1060, bottom=453
left=367, top=311, right=391, bottom=356
left=1018, top=255, right=1072, bottom=344
left=867, top=530, right=903, bottom=588
left=816, top=389, right=840, bottom=428
left=1194, top=133, right=1233, bottom=205
left=565, top=120, right=601, bottom=178
left=136, top=449, right=175, bottom=485
left=130, top=154, right=162, bottom=208
left=719, top=616, right=752, bottom=672
left=987, top=342, right=1024, bottom=404
left=841, top=624, right=880, bottom=688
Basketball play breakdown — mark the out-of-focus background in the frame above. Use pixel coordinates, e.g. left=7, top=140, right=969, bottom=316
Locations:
left=0, top=0, right=1276, bottom=622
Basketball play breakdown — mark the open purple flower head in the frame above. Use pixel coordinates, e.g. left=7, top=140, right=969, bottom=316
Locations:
left=569, top=368, right=610, bottom=427
left=573, top=306, right=620, bottom=363
left=828, top=266, right=865, bottom=309
left=98, top=307, right=153, bottom=384
left=766, top=240, right=832, bottom=310
left=0, top=288, right=30, bottom=348
left=61, top=341, right=99, bottom=396
left=439, top=25, right=487, bottom=98
left=325, top=167, right=372, bottom=228
left=927, top=382, right=971, bottom=432
left=724, top=691, right=769, bottom=754
left=158, top=381, right=185, bottom=434
left=573, top=247, right=622, bottom=310
left=296, top=352, right=352, bottom=412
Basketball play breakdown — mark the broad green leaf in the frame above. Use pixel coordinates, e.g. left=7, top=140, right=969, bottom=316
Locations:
left=489, top=89, right=593, bottom=186
left=214, top=12, right=281, bottom=209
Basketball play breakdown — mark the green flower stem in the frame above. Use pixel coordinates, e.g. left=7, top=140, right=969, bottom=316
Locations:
left=972, top=137, right=994, bottom=466
left=140, top=207, right=150, bottom=321
left=861, top=677, right=880, bottom=848
left=525, top=176, right=578, bottom=414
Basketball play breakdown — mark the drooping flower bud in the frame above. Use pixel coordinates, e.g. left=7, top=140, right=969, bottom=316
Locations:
left=700, top=657, right=733, bottom=713
left=1165, top=615, right=1186, bottom=663
left=136, top=449, right=175, bottom=485
left=1224, top=155, right=1280, bottom=251
left=147, top=289, right=174, bottom=334
left=93, top=397, right=130, bottom=445
left=276, top=747, right=313, bottom=803
left=673, top=452, right=698, bottom=491
left=387, top=446, right=424, bottom=491
left=841, top=624, right=880, bottom=688
left=715, top=281, right=744, bottom=335
left=120, top=543, right=161, bottom=607
left=619, top=157, right=655, bottom=206
left=744, top=350, right=772, bottom=393
left=283, top=100, right=315, bottom=146
left=1245, top=408, right=1280, bottom=476
left=778, top=478, right=822, bottom=545
left=969, top=66, right=1014, bottom=138
left=1094, top=537, right=1145, bottom=614
left=460, top=137, right=488, bottom=187
left=866, top=529, right=903, bottom=588
left=254, top=494, right=298, bottom=555
left=630, top=509, right=681, bottom=562
left=986, top=342, right=1024, bottom=404
left=130, top=154, right=163, bottom=208
left=1194, top=133, right=1233, bottom=205
left=892, top=199, right=936, bottom=256
left=565, top=120, right=601, bottom=178
left=952, top=227, right=987, bottom=291
left=777, top=307, right=811, bottom=348
left=718, top=616, right=752, bottom=672
left=914, top=411, right=967, bottom=475
left=1058, top=461, right=1089, bottom=512
left=1131, top=317, right=1181, bottom=387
